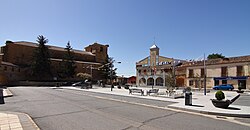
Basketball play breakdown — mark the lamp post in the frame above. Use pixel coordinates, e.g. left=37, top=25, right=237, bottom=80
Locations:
left=84, top=64, right=93, bottom=86
left=203, top=54, right=207, bottom=95
left=99, top=61, right=121, bottom=91
left=110, top=61, right=121, bottom=91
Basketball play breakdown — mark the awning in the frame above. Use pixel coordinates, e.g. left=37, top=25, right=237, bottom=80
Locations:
left=214, top=76, right=248, bottom=80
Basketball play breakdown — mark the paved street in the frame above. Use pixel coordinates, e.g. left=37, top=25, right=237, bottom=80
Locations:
left=0, top=87, right=249, bottom=130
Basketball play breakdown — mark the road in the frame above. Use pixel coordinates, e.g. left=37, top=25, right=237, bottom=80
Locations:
left=0, top=87, right=249, bottom=130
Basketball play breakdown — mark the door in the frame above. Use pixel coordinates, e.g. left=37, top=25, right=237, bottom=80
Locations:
left=238, top=80, right=246, bottom=89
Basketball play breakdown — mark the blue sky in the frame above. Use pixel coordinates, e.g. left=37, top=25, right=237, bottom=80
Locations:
left=0, top=0, right=249, bottom=77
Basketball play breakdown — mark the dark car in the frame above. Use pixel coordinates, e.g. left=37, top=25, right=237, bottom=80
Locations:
left=72, top=81, right=84, bottom=87
left=72, top=80, right=92, bottom=89
left=213, top=84, right=234, bottom=90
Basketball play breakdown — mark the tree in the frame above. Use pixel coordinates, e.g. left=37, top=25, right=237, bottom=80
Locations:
left=59, top=41, right=76, bottom=78
left=207, top=53, right=225, bottom=59
left=165, top=72, right=175, bottom=90
left=31, top=35, right=51, bottom=78
left=101, top=57, right=117, bottom=84
left=76, top=73, right=91, bottom=81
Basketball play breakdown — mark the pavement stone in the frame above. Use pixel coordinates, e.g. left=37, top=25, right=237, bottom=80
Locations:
left=0, top=111, right=39, bottom=130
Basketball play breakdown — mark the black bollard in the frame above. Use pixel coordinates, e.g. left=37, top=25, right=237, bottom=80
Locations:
left=0, top=88, right=5, bottom=104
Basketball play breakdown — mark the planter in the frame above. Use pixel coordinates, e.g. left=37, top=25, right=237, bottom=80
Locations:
left=236, top=90, right=244, bottom=93
left=211, top=99, right=231, bottom=108
left=124, top=86, right=129, bottom=89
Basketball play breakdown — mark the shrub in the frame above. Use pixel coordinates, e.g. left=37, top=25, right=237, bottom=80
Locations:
left=215, top=90, right=225, bottom=101
left=185, top=87, right=191, bottom=92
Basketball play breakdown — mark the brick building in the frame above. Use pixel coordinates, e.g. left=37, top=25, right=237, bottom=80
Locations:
left=0, top=41, right=109, bottom=85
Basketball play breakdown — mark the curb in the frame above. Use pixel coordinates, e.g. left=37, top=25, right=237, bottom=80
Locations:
left=168, top=105, right=250, bottom=118
left=24, top=113, right=40, bottom=130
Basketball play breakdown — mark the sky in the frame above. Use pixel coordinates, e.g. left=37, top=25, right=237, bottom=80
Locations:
left=0, top=0, right=250, bottom=77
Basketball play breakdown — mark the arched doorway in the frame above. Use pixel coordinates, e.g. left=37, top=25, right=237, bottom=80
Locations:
left=139, top=78, right=146, bottom=86
left=147, top=78, right=154, bottom=86
left=156, top=77, right=163, bottom=86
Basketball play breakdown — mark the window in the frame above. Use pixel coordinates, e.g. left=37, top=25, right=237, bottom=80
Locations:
left=214, top=80, right=219, bottom=86
left=100, top=47, right=103, bottom=52
left=156, top=55, right=159, bottom=66
left=189, top=80, right=194, bottom=86
left=148, top=57, right=150, bottom=66
left=237, top=66, right=243, bottom=76
left=189, top=69, right=194, bottom=78
left=12, top=67, right=14, bottom=72
left=4, top=66, right=7, bottom=71
left=221, top=67, right=227, bottom=77
left=222, top=80, right=227, bottom=84
left=201, top=68, right=204, bottom=77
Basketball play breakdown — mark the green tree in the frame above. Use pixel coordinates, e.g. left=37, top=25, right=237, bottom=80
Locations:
left=207, top=53, right=225, bottom=59
left=31, top=35, right=51, bottom=78
left=101, top=57, right=117, bottom=84
left=60, top=41, right=76, bottom=78
left=165, top=72, right=175, bottom=90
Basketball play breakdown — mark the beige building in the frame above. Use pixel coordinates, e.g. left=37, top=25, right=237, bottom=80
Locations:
left=136, top=45, right=185, bottom=87
left=186, top=56, right=250, bottom=89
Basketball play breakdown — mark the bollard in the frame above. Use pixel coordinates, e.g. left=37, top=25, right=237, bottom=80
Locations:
left=0, top=88, right=5, bottom=104
left=185, top=92, right=192, bottom=105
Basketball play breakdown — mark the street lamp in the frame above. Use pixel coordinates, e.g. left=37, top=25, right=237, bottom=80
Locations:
left=110, top=61, right=121, bottom=91
left=84, top=64, right=93, bottom=86
left=99, top=61, right=121, bottom=91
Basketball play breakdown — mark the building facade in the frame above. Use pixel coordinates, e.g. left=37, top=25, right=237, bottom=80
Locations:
left=185, top=56, right=250, bottom=89
left=136, top=45, right=185, bottom=87
left=0, top=41, right=109, bottom=85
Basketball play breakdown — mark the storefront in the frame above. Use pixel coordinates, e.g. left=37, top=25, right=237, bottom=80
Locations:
left=214, top=76, right=249, bottom=89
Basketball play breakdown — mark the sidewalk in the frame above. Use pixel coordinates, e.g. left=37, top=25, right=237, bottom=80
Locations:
left=1, top=89, right=39, bottom=130
left=62, top=86, right=250, bottom=118
left=0, top=112, right=39, bottom=130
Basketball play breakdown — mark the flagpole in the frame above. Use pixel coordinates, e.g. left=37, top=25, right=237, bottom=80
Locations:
left=204, top=53, right=206, bottom=95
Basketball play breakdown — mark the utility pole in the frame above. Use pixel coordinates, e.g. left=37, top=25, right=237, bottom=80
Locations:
left=204, top=53, right=206, bottom=95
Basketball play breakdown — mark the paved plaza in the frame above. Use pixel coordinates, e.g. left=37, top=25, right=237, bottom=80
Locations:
left=0, top=86, right=250, bottom=130
left=62, top=86, right=250, bottom=117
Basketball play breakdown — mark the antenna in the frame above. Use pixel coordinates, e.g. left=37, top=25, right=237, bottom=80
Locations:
left=153, top=37, right=156, bottom=44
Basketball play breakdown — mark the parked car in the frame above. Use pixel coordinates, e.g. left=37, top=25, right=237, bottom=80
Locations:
left=72, top=81, right=84, bottom=87
left=213, top=84, right=234, bottom=90
left=72, top=81, right=92, bottom=89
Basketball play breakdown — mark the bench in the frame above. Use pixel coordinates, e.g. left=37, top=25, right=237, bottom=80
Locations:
left=129, top=88, right=144, bottom=96
left=147, top=89, right=159, bottom=95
